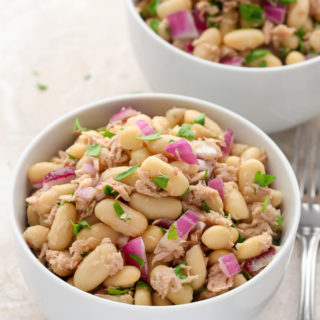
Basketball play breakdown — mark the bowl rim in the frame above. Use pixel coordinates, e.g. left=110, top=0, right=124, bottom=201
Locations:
left=10, top=93, right=301, bottom=311
left=125, top=0, right=320, bottom=73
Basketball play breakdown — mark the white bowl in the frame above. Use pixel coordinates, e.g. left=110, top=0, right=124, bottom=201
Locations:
left=124, top=0, right=320, bottom=133
left=10, top=93, right=300, bottom=320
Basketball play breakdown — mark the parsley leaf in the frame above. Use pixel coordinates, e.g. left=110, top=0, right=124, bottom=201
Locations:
left=87, top=143, right=101, bottom=157
left=262, top=195, right=269, bottom=212
left=296, top=27, right=306, bottom=53
left=115, top=164, right=139, bottom=181
left=135, top=131, right=163, bottom=141
left=242, top=269, right=252, bottom=280
left=73, top=118, right=88, bottom=132
left=191, top=113, right=205, bottom=126
left=194, top=286, right=207, bottom=294
left=174, top=262, right=188, bottom=280
left=142, top=0, right=161, bottom=17
left=279, top=0, right=296, bottom=4
left=113, top=201, right=130, bottom=221
left=254, top=171, right=276, bottom=187
left=136, top=281, right=153, bottom=291
left=81, top=251, right=88, bottom=258
left=275, top=215, right=283, bottom=228
left=159, top=226, right=166, bottom=234
left=151, top=175, right=169, bottom=189
left=168, top=224, right=178, bottom=240
left=258, top=60, right=267, bottom=67
left=201, top=169, right=208, bottom=180
left=66, top=152, right=76, bottom=160
left=237, top=233, right=246, bottom=244
left=37, top=82, right=47, bottom=91
left=201, top=200, right=211, bottom=213
left=104, top=185, right=119, bottom=197
left=103, top=130, right=116, bottom=138
left=68, top=219, right=91, bottom=236
left=107, top=287, right=133, bottom=295
left=178, top=188, right=191, bottom=199
left=129, top=254, right=145, bottom=270
left=83, top=74, right=91, bottom=80
left=245, top=49, right=270, bottom=64
left=238, top=4, right=265, bottom=26
left=150, top=20, right=160, bottom=33
left=272, top=237, right=281, bottom=246
left=177, top=123, right=195, bottom=141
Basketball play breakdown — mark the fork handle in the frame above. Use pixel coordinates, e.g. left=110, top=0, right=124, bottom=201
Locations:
left=298, top=228, right=320, bottom=320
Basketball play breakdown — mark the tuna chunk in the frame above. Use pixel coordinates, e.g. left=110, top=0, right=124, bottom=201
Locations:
left=153, top=238, right=187, bottom=265
left=214, top=162, right=238, bottom=182
left=207, top=263, right=233, bottom=293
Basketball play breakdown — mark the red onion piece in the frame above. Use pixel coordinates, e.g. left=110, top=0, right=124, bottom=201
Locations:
left=186, top=43, right=195, bottom=53
left=167, top=10, right=199, bottom=40
left=152, top=219, right=174, bottom=229
left=244, top=247, right=276, bottom=273
left=220, top=129, right=234, bottom=156
left=263, top=2, right=286, bottom=24
left=76, top=186, right=96, bottom=200
left=33, top=181, right=43, bottom=189
left=219, top=253, right=241, bottom=277
left=208, top=177, right=224, bottom=201
left=220, top=57, right=244, bottom=66
left=122, top=237, right=148, bottom=281
left=135, top=119, right=154, bottom=136
left=82, top=162, right=97, bottom=176
left=165, top=139, right=199, bottom=165
left=175, top=209, right=200, bottom=238
left=193, top=7, right=207, bottom=31
left=41, top=166, right=76, bottom=190
left=110, top=107, right=139, bottom=123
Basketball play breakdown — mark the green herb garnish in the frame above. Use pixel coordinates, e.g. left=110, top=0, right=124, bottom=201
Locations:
left=168, top=224, right=178, bottom=240
left=81, top=251, right=88, bottom=258
left=174, top=262, right=188, bottom=280
left=194, top=286, right=207, bottom=294
left=135, top=131, right=163, bottom=141
left=151, top=175, right=169, bottom=189
left=68, top=219, right=91, bottom=236
left=107, top=287, right=133, bottom=295
left=104, top=185, right=119, bottom=197
left=37, top=82, right=47, bottom=91
left=296, top=27, right=306, bottom=53
left=237, top=233, right=246, bottom=244
left=275, top=215, right=283, bottom=228
left=83, top=74, right=91, bottom=80
left=136, top=281, right=153, bottom=291
left=242, top=269, right=252, bottom=280
left=238, top=4, right=265, bottom=26
left=191, top=113, right=205, bottom=126
left=272, top=237, right=280, bottom=246
left=150, top=20, right=160, bottom=33
left=115, top=164, right=139, bottom=181
left=254, top=171, right=276, bottom=187
left=169, top=139, right=175, bottom=143
left=201, top=200, right=211, bottom=213
left=262, top=195, right=269, bottom=212
left=57, top=201, right=65, bottom=206
left=159, top=226, right=166, bottom=234
left=73, top=118, right=88, bottom=132
left=103, top=130, right=116, bottom=138
left=279, top=0, right=296, bottom=4
left=201, top=169, right=208, bottom=180
left=87, top=143, right=101, bottom=157
left=129, top=254, right=145, bottom=270
left=179, top=188, right=191, bottom=199
left=177, top=123, right=195, bottom=141
left=66, top=152, right=76, bottom=160
left=258, top=60, right=267, bottom=67
left=113, top=201, right=130, bottom=221
left=245, top=50, right=270, bottom=64
left=142, top=0, right=161, bottom=17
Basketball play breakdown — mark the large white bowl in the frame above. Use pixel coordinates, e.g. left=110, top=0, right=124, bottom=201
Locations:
left=124, top=0, right=320, bottom=133
left=10, top=93, right=300, bottom=320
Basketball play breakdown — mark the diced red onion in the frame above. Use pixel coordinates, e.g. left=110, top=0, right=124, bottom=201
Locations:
left=135, top=119, right=154, bottom=136
left=110, top=107, right=139, bottom=123
left=220, top=129, right=234, bottom=156
left=165, top=139, right=199, bottom=165
left=220, top=57, right=244, bottom=66
left=167, top=10, right=199, bottom=40
left=175, top=209, right=200, bottom=238
left=193, top=7, right=207, bottom=31
left=122, top=237, right=148, bottom=281
left=82, top=162, right=97, bottom=176
left=219, top=253, right=242, bottom=277
left=186, top=43, right=195, bottom=53
left=244, top=247, right=276, bottom=273
left=152, top=219, right=174, bottom=229
left=33, top=181, right=43, bottom=189
left=263, top=2, right=286, bottom=24
left=117, top=235, right=130, bottom=248
left=41, top=166, right=76, bottom=191
left=208, top=177, right=224, bottom=201
left=76, top=187, right=96, bottom=200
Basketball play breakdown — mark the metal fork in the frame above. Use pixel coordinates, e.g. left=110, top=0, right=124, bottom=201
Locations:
left=293, top=125, right=320, bottom=320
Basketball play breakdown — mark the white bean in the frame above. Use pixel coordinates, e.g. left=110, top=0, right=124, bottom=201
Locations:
left=103, top=266, right=140, bottom=288
left=24, top=225, right=49, bottom=250
left=224, top=29, right=265, bottom=51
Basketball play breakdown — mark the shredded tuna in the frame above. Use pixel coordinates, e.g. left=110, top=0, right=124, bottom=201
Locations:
left=108, top=252, right=124, bottom=276
left=310, top=0, right=320, bottom=18
left=38, top=242, right=48, bottom=264
left=42, top=204, right=59, bottom=226
left=207, top=263, right=233, bottom=293
left=96, top=178, right=134, bottom=202
left=222, top=1, right=237, bottom=13
left=153, top=238, right=187, bottom=265
left=46, top=250, right=82, bottom=272
left=223, top=181, right=239, bottom=195
left=242, top=184, right=271, bottom=203
left=220, top=45, right=238, bottom=59
left=272, top=24, right=295, bottom=49
left=200, top=212, right=232, bottom=227
left=193, top=138, right=222, bottom=161
left=214, top=162, right=238, bottom=182
left=188, top=222, right=206, bottom=246
left=154, top=153, right=169, bottom=163
left=51, top=151, right=76, bottom=167
left=151, top=267, right=182, bottom=299
left=262, top=20, right=275, bottom=44
left=237, top=203, right=278, bottom=238
left=70, top=237, right=97, bottom=255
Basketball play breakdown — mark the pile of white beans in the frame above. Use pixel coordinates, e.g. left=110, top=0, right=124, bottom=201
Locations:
left=23, top=107, right=283, bottom=305
left=138, top=0, right=320, bottom=67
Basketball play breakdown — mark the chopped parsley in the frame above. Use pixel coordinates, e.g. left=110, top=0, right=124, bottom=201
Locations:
left=275, top=215, right=283, bottom=228
left=174, top=262, right=187, bottom=280
left=258, top=60, right=267, bottom=67
left=296, top=27, right=306, bottom=53
left=113, top=201, right=130, bottom=221
left=129, top=254, right=145, bottom=270
left=57, top=200, right=65, bottom=206
left=238, top=4, right=264, bottom=26
left=177, top=123, right=195, bottom=141
left=135, top=131, right=163, bottom=141
left=168, top=139, right=175, bottom=143
left=68, top=219, right=91, bottom=236
left=279, top=0, right=296, bottom=4
left=242, top=269, right=252, bottom=280
left=245, top=50, right=270, bottom=64
left=237, top=233, right=246, bottom=244
left=201, top=200, right=211, bottom=213
left=151, top=175, right=169, bottom=189
left=115, top=164, right=139, bottom=181
left=37, top=82, right=47, bottom=91
left=142, top=0, right=161, bottom=17
left=136, top=281, right=153, bottom=291
left=168, top=224, right=178, bottom=240
left=104, top=185, right=119, bottom=197
left=66, top=152, right=76, bottom=160
left=73, top=118, right=88, bottom=132
left=277, top=47, right=290, bottom=60
left=191, top=113, right=205, bottom=126
left=254, top=171, right=276, bottom=187
left=103, top=130, right=116, bottom=138
left=107, top=287, right=133, bottom=295
left=262, top=195, right=269, bottom=212
left=87, top=143, right=101, bottom=157
left=150, top=20, right=160, bottom=33
left=81, top=251, right=88, bottom=258
left=83, top=74, right=91, bottom=80
left=201, top=169, right=208, bottom=180
left=272, top=237, right=281, bottom=246
left=179, top=188, right=191, bottom=199
left=194, top=286, right=207, bottom=294
left=159, top=226, right=166, bottom=234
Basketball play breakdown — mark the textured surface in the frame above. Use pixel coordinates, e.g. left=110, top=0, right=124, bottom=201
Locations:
left=0, top=0, right=319, bottom=319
